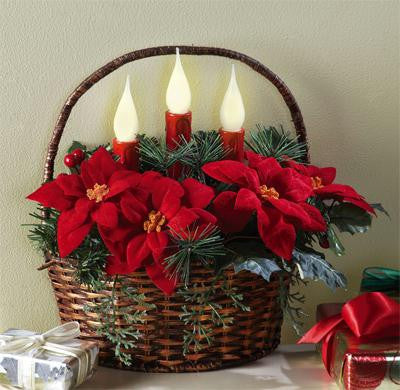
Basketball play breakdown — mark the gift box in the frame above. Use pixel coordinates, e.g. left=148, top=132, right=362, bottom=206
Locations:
left=300, top=293, right=400, bottom=390
left=331, top=329, right=400, bottom=390
left=0, top=322, right=98, bottom=390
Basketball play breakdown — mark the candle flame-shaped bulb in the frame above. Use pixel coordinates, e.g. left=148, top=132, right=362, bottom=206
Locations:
left=114, top=75, right=139, bottom=142
left=220, top=65, right=245, bottom=132
left=166, top=48, right=191, bottom=114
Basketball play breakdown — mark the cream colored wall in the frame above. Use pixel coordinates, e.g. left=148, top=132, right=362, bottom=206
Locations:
left=0, top=0, right=398, bottom=344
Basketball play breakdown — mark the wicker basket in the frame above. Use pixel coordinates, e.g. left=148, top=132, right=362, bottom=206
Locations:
left=41, top=46, right=310, bottom=372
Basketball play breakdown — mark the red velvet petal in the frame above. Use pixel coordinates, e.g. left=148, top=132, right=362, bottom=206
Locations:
left=268, top=198, right=324, bottom=231
left=55, top=174, right=86, bottom=198
left=343, top=198, right=375, bottom=214
left=269, top=168, right=312, bottom=202
left=297, top=203, right=327, bottom=231
left=245, top=151, right=267, bottom=167
left=146, top=231, right=170, bottom=264
left=27, top=181, right=74, bottom=211
left=145, top=262, right=177, bottom=295
left=106, top=170, right=142, bottom=199
left=140, top=171, right=162, bottom=191
left=106, top=255, right=131, bottom=275
left=316, top=184, right=363, bottom=200
left=191, top=208, right=217, bottom=226
left=126, top=233, right=151, bottom=271
left=181, top=178, right=215, bottom=208
left=249, top=157, right=282, bottom=186
left=86, top=147, right=119, bottom=185
left=235, top=188, right=261, bottom=211
left=120, top=192, right=148, bottom=224
left=152, top=178, right=184, bottom=219
left=286, top=161, right=337, bottom=185
left=98, top=218, right=137, bottom=243
left=57, top=209, right=93, bottom=258
left=211, top=191, right=252, bottom=234
left=168, top=207, right=198, bottom=234
left=91, top=202, right=118, bottom=228
left=257, top=206, right=295, bottom=260
left=202, top=161, right=260, bottom=191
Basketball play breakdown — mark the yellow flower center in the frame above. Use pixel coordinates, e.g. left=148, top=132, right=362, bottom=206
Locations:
left=86, top=183, right=110, bottom=203
left=311, top=176, right=324, bottom=189
left=143, top=210, right=166, bottom=233
left=259, top=185, right=280, bottom=200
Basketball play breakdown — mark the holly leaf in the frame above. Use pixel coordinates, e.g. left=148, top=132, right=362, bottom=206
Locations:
left=329, top=203, right=372, bottom=235
left=370, top=203, right=390, bottom=218
left=292, top=248, right=347, bottom=290
left=67, top=140, right=87, bottom=154
left=234, top=257, right=281, bottom=282
left=327, top=225, right=345, bottom=256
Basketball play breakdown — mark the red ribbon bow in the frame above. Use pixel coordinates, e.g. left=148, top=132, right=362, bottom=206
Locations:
left=298, top=292, right=400, bottom=375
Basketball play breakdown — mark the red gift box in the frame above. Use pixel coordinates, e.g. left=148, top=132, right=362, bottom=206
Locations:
left=301, top=293, right=400, bottom=390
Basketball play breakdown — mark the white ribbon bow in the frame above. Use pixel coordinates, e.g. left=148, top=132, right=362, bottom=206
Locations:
left=0, top=322, right=91, bottom=388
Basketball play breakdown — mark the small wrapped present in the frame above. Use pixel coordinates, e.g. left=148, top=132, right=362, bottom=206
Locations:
left=299, top=292, right=400, bottom=390
left=331, top=329, right=400, bottom=389
left=0, top=322, right=98, bottom=389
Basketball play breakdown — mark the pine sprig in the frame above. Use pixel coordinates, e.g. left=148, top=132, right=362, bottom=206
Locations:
left=246, top=125, right=307, bottom=162
left=25, top=208, right=109, bottom=290
left=84, top=276, right=155, bottom=366
left=164, top=224, right=226, bottom=286
left=175, top=130, right=227, bottom=183
left=138, top=134, right=192, bottom=176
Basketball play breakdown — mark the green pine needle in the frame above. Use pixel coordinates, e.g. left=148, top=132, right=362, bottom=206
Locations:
left=246, top=124, right=307, bottom=162
left=164, top=224, right=226, bottom=286
left=175, top=130, right=227, bottom=183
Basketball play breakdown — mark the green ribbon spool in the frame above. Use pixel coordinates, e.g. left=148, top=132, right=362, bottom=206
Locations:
left=360, top=267, right=400, bottom=297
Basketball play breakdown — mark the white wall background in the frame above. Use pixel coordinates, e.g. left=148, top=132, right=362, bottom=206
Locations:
left=0, top=0, right=398, bottom=344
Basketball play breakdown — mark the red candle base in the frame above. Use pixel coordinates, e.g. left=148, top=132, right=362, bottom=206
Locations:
left=165, top=111, right=192, bottom=178
left=112, top=138, right=140, bottom=171
left=165, top=111, right=192, bottom=149
left=219, top=128, right=245, bottom=161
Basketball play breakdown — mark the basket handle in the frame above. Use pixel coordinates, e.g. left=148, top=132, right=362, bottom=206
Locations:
left=43, top=45, right=309, bottom=182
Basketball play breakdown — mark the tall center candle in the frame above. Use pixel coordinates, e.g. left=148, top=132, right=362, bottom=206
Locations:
left=219, top=65, right=245, bottom=161
left=165, top=48, right=192, bottom=177
left=113, top=76, right=140, bottom=171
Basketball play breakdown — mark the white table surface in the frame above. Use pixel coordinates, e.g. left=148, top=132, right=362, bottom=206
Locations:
left=80, top=345, right=337, bottom=390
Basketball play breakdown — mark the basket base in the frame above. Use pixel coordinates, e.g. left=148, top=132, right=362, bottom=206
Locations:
left=98, top=340, right=280, bottom=373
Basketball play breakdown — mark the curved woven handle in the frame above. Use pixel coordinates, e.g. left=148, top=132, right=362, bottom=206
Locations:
left=43, top=45, right=309, bottom=182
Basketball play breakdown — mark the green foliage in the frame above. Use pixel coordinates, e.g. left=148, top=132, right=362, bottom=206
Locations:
left=83, top=276, right=155, bottom=366
left=234, top=257, right=281, bottom=282
left=292, top=248, right=347, bottom=290
left=24, top=208, right=59, bottom=255
left=329, top=203, right=372, bottom=235
left=25, top=208, right=109, bottom=290
left=327, top=225, right=346, bottom=256
left=278, top=270, right=307, bottom=336
left=178, top=274, right=249, bottom=355
left=176, top=130, right=227, bottom=183
left=246, top=125, right=307, bottom=162
left=370, top=203, right=390, bottom=218
left=138, top=134, right=192, bottom=176
left=164, top=224, right=226, bottom=286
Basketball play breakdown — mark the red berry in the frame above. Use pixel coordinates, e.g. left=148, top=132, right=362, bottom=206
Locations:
left=64, top=154, right=76, bottom=168
left=72, top=148, right=85, bottom=163
left=319, top=238, right=330, bottom=249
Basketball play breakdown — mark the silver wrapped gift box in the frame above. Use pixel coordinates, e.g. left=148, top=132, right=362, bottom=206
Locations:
left=0, top=322, right=98, bottom=389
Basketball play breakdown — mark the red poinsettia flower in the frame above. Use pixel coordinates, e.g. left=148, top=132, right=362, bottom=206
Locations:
left=27, top=147, right=142, bottom=258
left=202, top=154, right=326, bottom=260
left=285, top=159, right=374, bottom=213
left=107, top=175, right=216, bottom=295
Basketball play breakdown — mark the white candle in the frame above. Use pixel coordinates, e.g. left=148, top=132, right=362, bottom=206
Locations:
left=220, top=65, right=245, bottom=132
left=113, top=75, right=139, bottom=142
left=166, top=48, right=191, bottom=114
